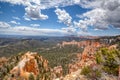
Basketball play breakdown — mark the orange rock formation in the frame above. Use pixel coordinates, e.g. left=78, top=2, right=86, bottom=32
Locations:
left=67, top=41, right=101, bottom=73
left=10, top=51, right=39, bottom=80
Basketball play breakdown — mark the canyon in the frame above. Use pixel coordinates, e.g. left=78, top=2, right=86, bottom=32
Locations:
left=0, top=37, right=119, bottom=80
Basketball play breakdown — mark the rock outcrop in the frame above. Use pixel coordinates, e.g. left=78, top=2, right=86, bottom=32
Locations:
left=61, top=41, right=119, bottom=80
left=9, top=51, right=53, bottom=80
left=67, top=41, right=101, bottom=74
left=61, top=40, right=98, bottom=47
left=0, top=57, right=8, bottom=67
left=10, top=52, right=39, bottom=80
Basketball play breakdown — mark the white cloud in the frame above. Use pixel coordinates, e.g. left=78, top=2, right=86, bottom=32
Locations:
left=23, top=17, right=31, bottom=21
left=0, top=21, right=11, bottom=28
left=39, top=0, right=79, bottom=9
left=0, top=0, right=79, bottom=21
left=55, top=8, right=72, bottom=27
left=74, top=8, right=109, bottom=30
left=0, top=21, right=69, bottom=36
left=2, top=26, right=69, bottom=36
left=0, top=0, right=120, bottom=35
left=16, top=26, right=69, bottom=36
left=24, top=6, right=48, bottom=20
left=74, top=0, right=120, bottom=31
left=12, top=16, right=20, bottom=20
left=78, top=0, right=102, bottom=8
left=30, top=24, right=40, bottom=27
left=0, top=0, right=31, bottom=6
left=62, top=27, right=76, bottom=33
left=0, top=0, right=47, bottom=20
left=10, top=20, right=20, bottom=25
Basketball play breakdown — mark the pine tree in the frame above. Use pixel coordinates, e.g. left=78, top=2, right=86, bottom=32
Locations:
left=29, top=73, right=35, bottom=80
left=36, top=74, right=40, bottom=80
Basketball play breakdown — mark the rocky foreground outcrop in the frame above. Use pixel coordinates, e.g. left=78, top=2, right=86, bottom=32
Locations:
left=10, top=52, right=39, bottom=80
left=2, top=51, right=52, bottom=80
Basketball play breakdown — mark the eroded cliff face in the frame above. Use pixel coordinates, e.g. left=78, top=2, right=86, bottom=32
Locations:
left=9, top=51, right=52, bottom=80
left=66, top=41, right=101, bottom=74
left=10, top=52, right=39, bottom=79
left=53, top=41, right=103, bottom=80
left=62, top=41, right=119, bottom=80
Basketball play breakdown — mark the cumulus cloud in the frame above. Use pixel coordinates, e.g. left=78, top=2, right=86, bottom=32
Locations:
left=10, top=20, right=20, bottom=25
left=0, top=0, right=79, bottom=21
left=55, top=8, right=72, bottom=27
left=74, top=0, right=120, bottom=31
left=78, top=0, right=102, bottom=8
left=0, top=0, right=120, bottom=35
left=74, top=8, right=109, bottom=30
left=24, top=6, right=48, bottom=20
left=52, top=0, right=120, bottom=31
left=0, top=0, right=48, bottom=20
left=103, top=0, right=120, bottom=29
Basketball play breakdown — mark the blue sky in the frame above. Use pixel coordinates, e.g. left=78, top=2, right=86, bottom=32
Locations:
left=0, top=0, right=120, bottom=36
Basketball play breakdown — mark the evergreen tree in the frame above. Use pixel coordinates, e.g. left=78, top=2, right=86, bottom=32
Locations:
left=29, top=73, right=35, bottom=80
left=36, top=74, right=40, bottom=80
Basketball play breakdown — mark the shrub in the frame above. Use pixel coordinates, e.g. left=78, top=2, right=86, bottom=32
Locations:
left=81, top=66, right=101, bottom=79
left=29, top=73, right=35, bottom=80
left=95, top=48, right=120, bottom=76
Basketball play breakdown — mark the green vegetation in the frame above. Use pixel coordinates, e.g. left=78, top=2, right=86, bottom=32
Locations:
left=0, top=37, right=82, bottom=57
left=0, top=35, right=119, bottom=79
left=0, top=39, right=57, bottom=57
left=40, top=45, right=83, bottom=67
left=35, top=55, right=52, bottom=80
left=0, top=52, right=24, bottom=79
left=81, top=66, right=91, bottom=75
left=39, top=45, right=83, bottom=75
left=29, top=73, right=35, bottom=80
left=95, top=48, right=120, bottom=76
left=81, top=66, right=101, bottom=79
left=0, top=44, right=83, bottom=79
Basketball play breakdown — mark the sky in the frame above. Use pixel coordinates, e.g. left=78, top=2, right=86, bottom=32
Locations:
left=0, top=0, right=120, bottom=36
